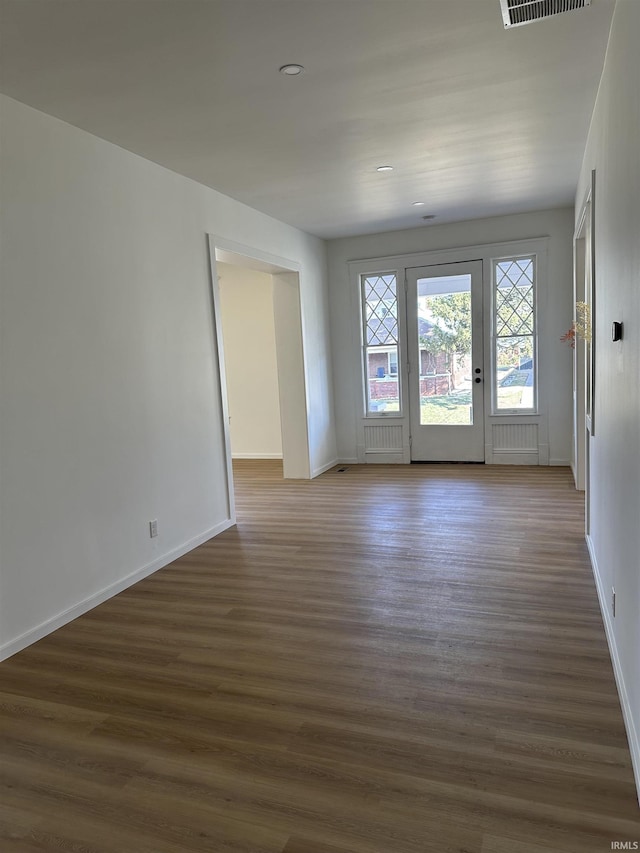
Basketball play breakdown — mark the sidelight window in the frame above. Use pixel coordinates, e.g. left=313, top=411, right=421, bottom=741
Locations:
left=361, top=273, right=401, bottom=415
left=493, top=256, right=537, bottom=412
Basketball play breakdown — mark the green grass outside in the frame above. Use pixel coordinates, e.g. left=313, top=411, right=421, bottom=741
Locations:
left=421, top=391, right=472, bottom=425
left=496, top=387, right=526, bottom=407
left=421, top=386, right=529, bottom=420
left=378, top=371, right=529, bottom=422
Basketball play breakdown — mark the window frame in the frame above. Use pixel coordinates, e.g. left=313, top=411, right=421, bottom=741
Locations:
left=491, top=254, right=539, bottom=416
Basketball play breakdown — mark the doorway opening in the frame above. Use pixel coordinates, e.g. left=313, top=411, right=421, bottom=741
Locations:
left=217, top=262, right=283, bottom=463
left=207, top=237, right=311, bottom=523
left=406, top=261, right=485, bottom=462
left=574, top=170, right=596, bottom=536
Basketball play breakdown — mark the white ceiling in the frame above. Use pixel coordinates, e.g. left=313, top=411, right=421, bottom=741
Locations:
left=0, top=0, right=614, bottom=239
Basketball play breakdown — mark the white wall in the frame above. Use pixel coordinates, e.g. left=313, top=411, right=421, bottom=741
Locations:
left=218, top=263, right=282, bottom=459
left=327, top=208, right=575, bottom=463
left=0, top=94, right=336, bottom=658
left=575, top=0, right=640, bottom=794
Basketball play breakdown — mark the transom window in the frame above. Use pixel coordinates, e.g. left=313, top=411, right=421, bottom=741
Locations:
left=361, top=273, right=400, bottom=415
left=493, top=256, right=537, bottom=412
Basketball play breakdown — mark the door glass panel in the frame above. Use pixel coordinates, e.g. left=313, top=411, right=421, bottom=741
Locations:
left=417, top=274, right=473, bottom=426
left=407, top=260, right=484, bottom=462
left=417, top=275, right=473, bottom=426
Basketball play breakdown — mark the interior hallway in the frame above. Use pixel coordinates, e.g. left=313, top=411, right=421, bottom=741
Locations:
left=1, top=461, right=638, bottom=852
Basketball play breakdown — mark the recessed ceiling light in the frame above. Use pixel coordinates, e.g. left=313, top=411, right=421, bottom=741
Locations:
left=376, top=165, right=394, bottom=172
left=279, top=64, right=304, bottom=76
left=412, top=201, right=425, bottom=206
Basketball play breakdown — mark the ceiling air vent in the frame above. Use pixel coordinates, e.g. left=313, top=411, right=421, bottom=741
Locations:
left=500, top=0, right=591, bottom=29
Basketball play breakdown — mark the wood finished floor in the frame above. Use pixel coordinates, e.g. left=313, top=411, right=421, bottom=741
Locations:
left=1, top=461, right=639, bottom=853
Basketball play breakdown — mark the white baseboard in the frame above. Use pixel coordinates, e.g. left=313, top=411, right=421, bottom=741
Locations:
left=549, top=458, right=571, bottom=467
left=0, top=518, right=235, bottom=662
left=311, top=458, right=339, bottom=478
left=231, top=453, right=283, bottom=460
left=337, top=457, right=358, bottom=465
left=586, top=534, right=640, bottom=805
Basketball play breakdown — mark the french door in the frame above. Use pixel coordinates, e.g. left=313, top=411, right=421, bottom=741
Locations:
left=406, top=261, right=485, bottom=461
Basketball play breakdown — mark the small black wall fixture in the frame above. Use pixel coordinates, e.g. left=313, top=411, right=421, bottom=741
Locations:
left=612, top=321, right=624, bottom=342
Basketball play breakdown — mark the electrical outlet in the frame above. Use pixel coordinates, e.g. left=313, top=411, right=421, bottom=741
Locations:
left=149, top=519, right=158, bottom=538
left=612, top=586, right=616, bottom=617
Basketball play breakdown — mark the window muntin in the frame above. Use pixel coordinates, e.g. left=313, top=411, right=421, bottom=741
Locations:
left=362, top=273, right=400, bottom=415
left=493, top=256, right=536, bottom=412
